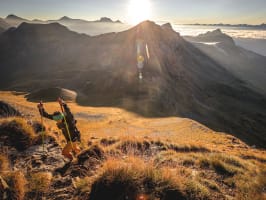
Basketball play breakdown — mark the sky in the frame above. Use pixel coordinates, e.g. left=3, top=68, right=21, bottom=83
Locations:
left=0, top=0, right=265, bottom=24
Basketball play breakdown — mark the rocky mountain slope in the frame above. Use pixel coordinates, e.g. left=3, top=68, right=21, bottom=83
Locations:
left=0, top=21, right=266, bottom=147
left=0, top=94, right=265, bottom=200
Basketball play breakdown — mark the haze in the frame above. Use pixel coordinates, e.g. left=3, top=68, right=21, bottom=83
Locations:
left=0, top=0, right=265, bottom=24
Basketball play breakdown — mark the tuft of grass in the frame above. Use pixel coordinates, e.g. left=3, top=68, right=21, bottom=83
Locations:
left=211, top=160, right=239, bottom=176
left=236, top=167, right=266, bottom=200
left=74, top=177, right=92, bottom=193
left=88, top=157, right=186, bottom=200
left=151, top=140, right=168, bottom=150
left=167, top=143, right=210, bottom=153
left=100, top=137, right=119, bottom=146
left=154, top=152, right=179, bottom=168
left=182, top=158, right=195, bottom=166
left=0, top=117, right=36, bottom=151
left=185, top=180, right=211, bottom=200
left=200, top=179, right=220, bottom=192
left=5, top=171, right=27, bottom=200
left=78, top=145, right=105, bottom=165
left=117, top=139, right=151, bottom=155
left=28, top=172, right=52, bottom=194
left=198, top=153, right=243, bottom=176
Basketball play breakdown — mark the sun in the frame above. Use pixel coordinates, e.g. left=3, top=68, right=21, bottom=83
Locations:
left=127, top=0, right=151, bottom=25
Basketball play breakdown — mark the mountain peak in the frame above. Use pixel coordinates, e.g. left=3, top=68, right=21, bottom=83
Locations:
left=131, top=20, right=181, bottom=41
left=210, top=28, right=222, bottom=35
left=161, top=22, right=174, bottom=30
left=98, top=17, right=113, bottom=23
left=6, top=14, right=26, bottom=21
left=135, top=20, right=158, bottom=29
left=59, top=16, right=72, bottom=21
left=197, top=28, right=235, bottom=45
left=14, top=22, right=71, bottom=35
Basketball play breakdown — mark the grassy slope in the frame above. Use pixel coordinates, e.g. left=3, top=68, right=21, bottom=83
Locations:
left=0, top=91, right=266, bottom=199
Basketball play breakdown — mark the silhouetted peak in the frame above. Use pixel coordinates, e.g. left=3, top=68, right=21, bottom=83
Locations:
left=59, top=16, right=72, bottom=21
left=19, top=22, right=65, bottom=28
left=134, top=20, right=161, bottom=32
left=14, top=22, right=70, bottom=35
left=98, top=17, right=113, bottom=23
left=6, top=14, right=26, bottom=21
left=200, top=29, right=225, bottom=37
left=128, top=20, right=182, bottom=44
left=135, top=20, right=177, bottom=34
left=137, top=20, right=157, bottom=27
left=197, top=29, right=235, bottom=45
left=161, top=22, right=173, bottom=30
left=212, top=28, right=222, bottom=34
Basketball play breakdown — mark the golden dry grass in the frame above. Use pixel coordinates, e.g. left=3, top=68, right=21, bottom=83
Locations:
left=0, top=117, right=37, bottom=151
left=28, top=172, right=52, bottom=194
left=1, top=91, right=266, bottom=199
left=4, top=171, right=27, bottom=200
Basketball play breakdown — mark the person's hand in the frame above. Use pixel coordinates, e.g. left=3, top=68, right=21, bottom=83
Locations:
left=37, top=101, right=43, bottom=109
left=58, top=97, right=65, bottom=105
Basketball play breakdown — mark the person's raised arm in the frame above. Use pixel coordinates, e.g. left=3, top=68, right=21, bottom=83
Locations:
left=58, top=98, right=72, bottom=116
left=37, top=102, right=53, bottom=120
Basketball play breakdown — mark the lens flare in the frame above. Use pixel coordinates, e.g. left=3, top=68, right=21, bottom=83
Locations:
left=136, top=194, right=148, bottom=200
left=127, top=0, right=151, bottom=25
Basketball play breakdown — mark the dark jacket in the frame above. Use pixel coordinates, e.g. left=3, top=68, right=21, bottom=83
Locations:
left=38, top=103, right=80, bottom=142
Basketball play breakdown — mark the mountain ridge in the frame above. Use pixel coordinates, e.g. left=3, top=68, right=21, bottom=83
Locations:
left=185, top=29, right=266, bottom=96
left=0, top=21, right=266, bottom=147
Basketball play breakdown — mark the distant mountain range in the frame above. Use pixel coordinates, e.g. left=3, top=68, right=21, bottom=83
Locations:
left=0, top=21, right=266, bottom=147
left=186, top=23, right=266, bottom=29
left=0, top=14, right=126, bottom=35
left=185, top=29, right=266, bottom=96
